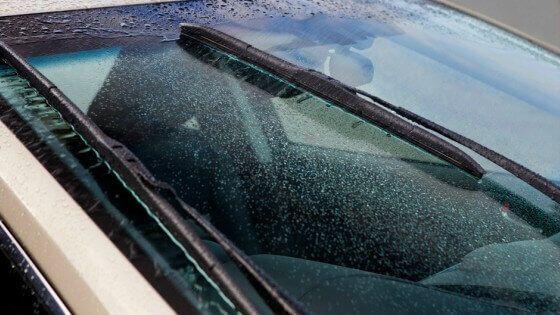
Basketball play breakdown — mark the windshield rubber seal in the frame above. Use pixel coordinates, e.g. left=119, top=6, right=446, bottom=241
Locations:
left=0, top=39, right=283, bottom=315
left=179, top=23, right=560, bottom=204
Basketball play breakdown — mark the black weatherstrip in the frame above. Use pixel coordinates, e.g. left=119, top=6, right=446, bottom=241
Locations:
left=0, top=41, right=262, bottom=314
left=180, top=23, right=560, bottom=204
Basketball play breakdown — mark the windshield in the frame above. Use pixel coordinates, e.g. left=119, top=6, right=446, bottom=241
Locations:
left=6, top=0, right=559, bottom=313
left=23, top=32, right=560, bottom=312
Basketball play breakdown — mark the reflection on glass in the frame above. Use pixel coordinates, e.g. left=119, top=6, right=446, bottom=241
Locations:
left=215, top=9, right=560, bottom=183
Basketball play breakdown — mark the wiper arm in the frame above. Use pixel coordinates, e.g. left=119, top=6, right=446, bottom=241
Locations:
left=180, top=23, right=560, bottom=204
left=180, top=23, right=486, bottom=179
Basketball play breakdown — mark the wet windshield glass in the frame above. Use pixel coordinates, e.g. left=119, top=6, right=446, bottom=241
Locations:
left=25, top=33, right=560, bottom=313
left=214, top=1, right=560, bottom=185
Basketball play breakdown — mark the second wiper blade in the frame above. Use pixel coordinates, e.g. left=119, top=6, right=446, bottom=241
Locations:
left=180, top=23, right=560, bottom=204
left=180, top=23, right=485, bottom=178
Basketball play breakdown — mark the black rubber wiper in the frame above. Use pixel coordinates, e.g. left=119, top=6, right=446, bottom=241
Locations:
left=0, top=40, right=306, bottom=315
left=180, top=23, right=560, bottom=204
left=180, top=23, right=485, bottom=179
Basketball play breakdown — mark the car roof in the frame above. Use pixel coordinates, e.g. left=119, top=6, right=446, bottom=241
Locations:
left=0, top=0, right=177, bottom=17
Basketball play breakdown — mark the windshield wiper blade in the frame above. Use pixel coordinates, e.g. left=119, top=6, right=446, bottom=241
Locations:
left=180, top=23, right=485, bottom=179
left=0, top=39, right=307, bottom=315
left=180, top=23, right=560, bottom=204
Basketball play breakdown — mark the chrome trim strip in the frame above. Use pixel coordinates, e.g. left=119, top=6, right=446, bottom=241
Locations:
left=0, top=220, right=71, bottom=315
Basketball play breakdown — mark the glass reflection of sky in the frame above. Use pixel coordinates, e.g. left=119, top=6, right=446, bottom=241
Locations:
left=216, top=9, right=560, bottom=182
